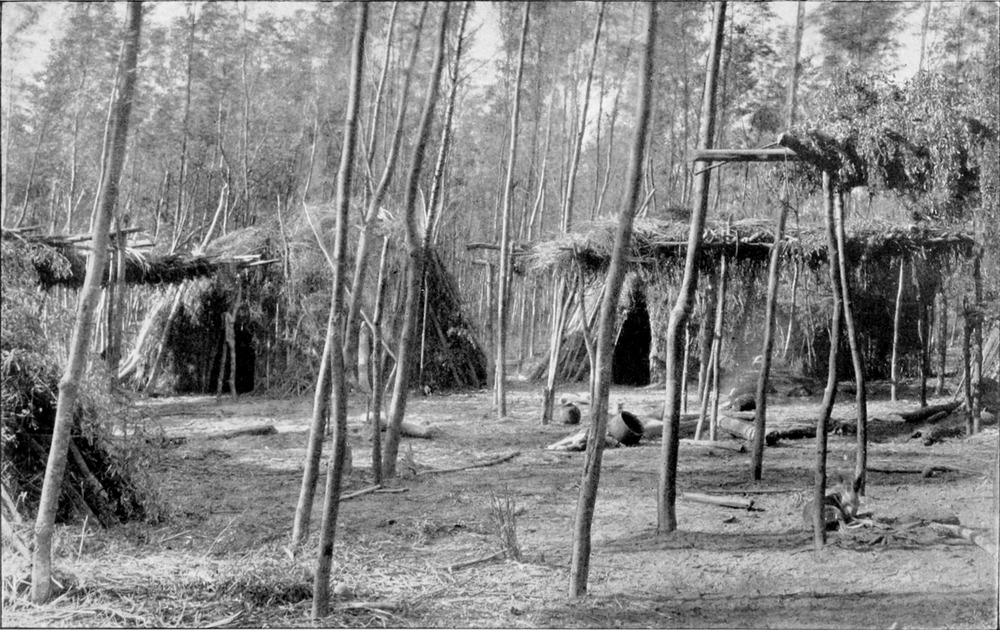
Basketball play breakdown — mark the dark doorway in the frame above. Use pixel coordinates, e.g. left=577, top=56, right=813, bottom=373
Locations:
left=612, top=295, right=651, bottom=386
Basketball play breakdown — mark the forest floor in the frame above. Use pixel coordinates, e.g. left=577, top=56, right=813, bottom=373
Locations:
left=4, top=378, right=998, bottom=628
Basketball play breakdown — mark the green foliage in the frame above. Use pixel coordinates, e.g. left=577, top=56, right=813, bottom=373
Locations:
left=1, top=238, right=165, bottom=524
left=816, top=2, right=904, bottom=75
left=792, top=70, right=996, bottom=218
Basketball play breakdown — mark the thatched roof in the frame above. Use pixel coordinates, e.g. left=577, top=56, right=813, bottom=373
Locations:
left=525, top=218, right=977, bottom=278
left=2, top=227, right=277, bottom=289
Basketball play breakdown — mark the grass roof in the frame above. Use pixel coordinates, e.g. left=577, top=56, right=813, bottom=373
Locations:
left=524, top=217, right=977, bottom=279
left=1, top=228, right=275, bottom=289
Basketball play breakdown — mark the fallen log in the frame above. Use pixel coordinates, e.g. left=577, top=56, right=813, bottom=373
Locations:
left=546, top=429, right=620, bottom=451
left=444, top=549, right=506, bottom=572
left=718, top=416, right=780, bottom=446
left=559, top=392, right=591, bottom=407
left=681, top=492, right=756, bottom=510
left=679, top=438, right=746, bottom=453
left=768, top=424, right=817, bottom=441
left=868, top=464, right=973, bottom=477
left=899, top=401, right=962, bottom=424
left=217, top=424, right=278, bottom=439
left=418, top=451, right=520, bottom=475
left=927, top=521, right=998, bottom=556
left=642, top=418, right=664, bottom=439
left=357, top=412, right=435, bottom=439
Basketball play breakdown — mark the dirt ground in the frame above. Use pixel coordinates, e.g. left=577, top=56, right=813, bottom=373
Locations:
left=5, top=379, right=999, bottom=628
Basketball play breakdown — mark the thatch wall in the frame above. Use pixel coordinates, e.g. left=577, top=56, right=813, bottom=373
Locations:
left=1, top=227, right=273, bottom=289
left=525, top=219, right=978, bottom=383
left=524, top=218, right=976, bottom=280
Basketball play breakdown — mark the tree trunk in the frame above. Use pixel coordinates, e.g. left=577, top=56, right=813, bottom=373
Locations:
left=311, top=4, right=366, bottom=619
left=813, top=171, right=842, bottom=551
left=936, top=286, right=947, bottom=396
left=971, top=252, right=983, bottom=433
left=833, top=187, right=867, bottom=494
left=343, top=3, right=427, bottom=380
left=783, top=259, right=800, bottom=358
left=752, top=1, right=803, bottom=479
left=32, top=2, right=142, bottom=603
left=658, top=0, right=727, bottom=534
left=369, top=238, right=391, bottom=484
left=696, top=260, right=726, bottom=441
left=890, top=259, right=906, bottom=402
left=917, top=0, right=932, bottom=73
left=569, top=2, right=656, bottom=597
left=962, top=299, right=974, bottom=435
left=383, top=4, right=450, bottom=480
left=496, top=3, right=530, bottom=418
left=916, top=265, right=929, bottom=408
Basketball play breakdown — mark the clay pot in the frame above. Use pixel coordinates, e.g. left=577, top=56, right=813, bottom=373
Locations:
left=559, top=403, right=582, bottom=425
left=607, top=410, right=644, bottom=446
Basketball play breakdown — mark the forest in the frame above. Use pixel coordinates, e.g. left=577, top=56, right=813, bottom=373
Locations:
left=2, top=1, right=998, bottom=627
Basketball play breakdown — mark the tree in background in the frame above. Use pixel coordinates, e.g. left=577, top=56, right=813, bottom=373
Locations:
left=816, top=2, right=903, bottom=76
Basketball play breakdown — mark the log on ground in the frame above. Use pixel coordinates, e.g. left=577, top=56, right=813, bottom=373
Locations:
left=217, top=424, right=278, bottom=439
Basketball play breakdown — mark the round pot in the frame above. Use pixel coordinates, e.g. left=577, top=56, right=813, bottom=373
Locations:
left=608, top=411, right=644, bottom=446
left=559, top=403, right=581, bottom=425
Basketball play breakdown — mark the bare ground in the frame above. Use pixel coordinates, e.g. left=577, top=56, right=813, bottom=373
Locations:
left=4, top=380, right=998, bottom=628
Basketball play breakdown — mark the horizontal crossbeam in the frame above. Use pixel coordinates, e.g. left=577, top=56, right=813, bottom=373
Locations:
left=690, top=148, right=800, bottom=163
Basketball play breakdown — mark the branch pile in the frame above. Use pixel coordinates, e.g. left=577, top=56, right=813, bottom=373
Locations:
left=1, top=226, right=275, bottom=289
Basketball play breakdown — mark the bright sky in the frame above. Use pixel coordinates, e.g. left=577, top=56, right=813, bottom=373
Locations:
left=2, top=1, right=925, bottom=99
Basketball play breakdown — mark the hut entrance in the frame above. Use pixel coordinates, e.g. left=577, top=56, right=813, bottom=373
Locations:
left=612, top=294, right=651, bottom=386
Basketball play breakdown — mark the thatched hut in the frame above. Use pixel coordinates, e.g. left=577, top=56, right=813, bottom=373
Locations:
left=525, top=217, right=978, bottom=384
left=116, top=207, right=487, bottom=396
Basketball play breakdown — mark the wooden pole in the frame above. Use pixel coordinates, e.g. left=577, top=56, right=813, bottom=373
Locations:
left=659, top=0, right=727, bottom=534
left=833, top=187, right=867, bottom=495
left=890, top=259, right=906, bottom=402
left=569, top=0, right=655, bottom=596
left=311, top=4, right=367, bottom=618
left=812, top=171, right=842, bottom=550
left=936, top=286, right=948, bottom=396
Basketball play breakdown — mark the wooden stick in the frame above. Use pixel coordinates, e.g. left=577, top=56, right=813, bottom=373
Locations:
left=681, top=492, right=756, bottom=510
left=216, top=424, right=278, bottom=439
left=417, top=451, right=520, bottom=476
left=445, top=549, right=506, bottom=572
left=680, top=438, right=746, bottom=453
left=340, top=485, right=410, bottom=501
left=926, top=521, right=997, bottom=556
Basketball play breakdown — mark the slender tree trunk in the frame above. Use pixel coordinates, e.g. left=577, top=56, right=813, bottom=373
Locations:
left=813, top=171, right=842, bottom=550
left=936, top=286, right=948, bottom=396
left=658, top=1, right=727, bottom=534
left=569, top=2, right=656, bottom=596
left=833, top=187, right=867, bottom=494
left=784, top=1, right=805, bottom=126
left=708, top=257, right=727, bottom=442
left=343, top=4, right=427, bottom=379
left=695, top=261, right=725, bottom=440
left=918, top=0, right=932, bottom=73
left=916, top=266, right=929, bottom=408
left=783, top=259, right=800, bottom=358
left=32, top=3, right=142, bottom=603
left=971, top=252, right=983, bottom=432
left=751, top=1, right=804, bottom=478
left=383, top=4, right=450, bottom=479
left=963, top=298, right=974, bottom=435
left=311, top=4, right=367, bottom=619
left=496, top=3, right=530, bottom=418
left=890, top=259, right=906, bottom=402
left=369, top=238, right=391, bottom=484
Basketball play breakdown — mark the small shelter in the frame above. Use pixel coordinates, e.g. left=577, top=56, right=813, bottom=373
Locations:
left=525, top=217, right=977, bottom=384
